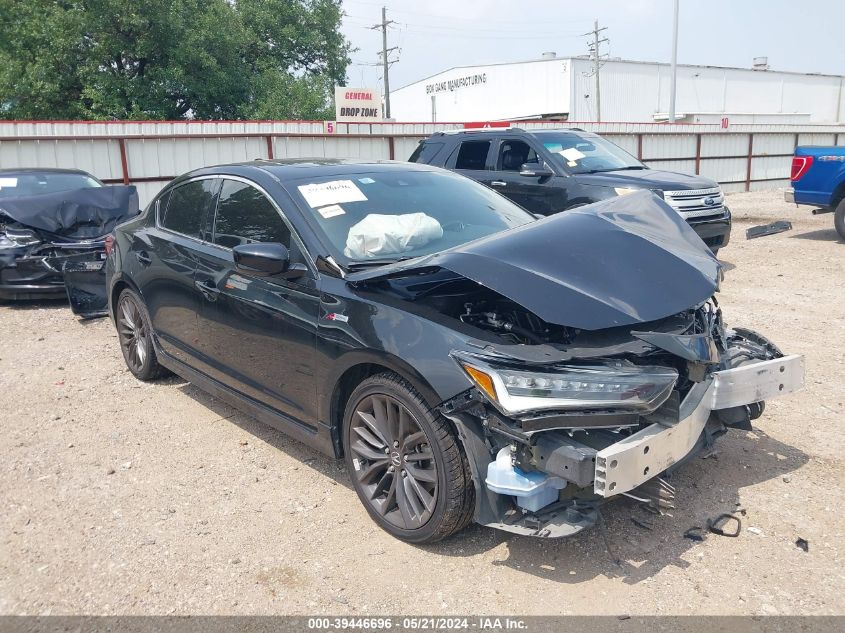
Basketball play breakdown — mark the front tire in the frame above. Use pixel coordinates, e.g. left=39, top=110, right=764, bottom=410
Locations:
left=116, top=288, right=170, bottom=381
left=834, top=198, right=845, bottom=241
left=343, top=373, right=474, bottom=543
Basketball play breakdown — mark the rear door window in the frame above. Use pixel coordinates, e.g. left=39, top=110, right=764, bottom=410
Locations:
left=452, top=140, right=491, bottom=170
left=161, top=179, right=218, bottom=239
left=212, top=179, right=291, bottom=249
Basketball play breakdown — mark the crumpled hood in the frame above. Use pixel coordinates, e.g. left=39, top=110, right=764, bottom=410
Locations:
left=0, top=186, right=139, bottom=240
left=348, top=191, right=721, bottom=331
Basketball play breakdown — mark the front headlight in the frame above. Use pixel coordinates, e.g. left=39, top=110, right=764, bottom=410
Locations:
left=613, top=187, right=639, bottom=196
left=453, top=353, right=678, bottom=416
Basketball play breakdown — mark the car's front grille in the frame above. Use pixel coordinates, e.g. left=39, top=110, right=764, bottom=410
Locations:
left=663, top=187, right=726, bottom=221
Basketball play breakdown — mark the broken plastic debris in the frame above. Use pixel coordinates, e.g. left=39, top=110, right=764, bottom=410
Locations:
left=707, top=513, right=741, bottom=537
left=746, top=221, right=792, bottom=240
left=684, top=526, right=705, bottom=542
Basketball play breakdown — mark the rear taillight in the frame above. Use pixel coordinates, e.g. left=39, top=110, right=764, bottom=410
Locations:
left=790, top=155, right=813, bottom=181
left=104, top=234, right=115, bottom=256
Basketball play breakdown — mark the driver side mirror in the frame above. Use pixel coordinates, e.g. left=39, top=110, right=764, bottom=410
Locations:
left=519, top=162, right=554, bottom=178
left=233, top=243, right=307, bottom=279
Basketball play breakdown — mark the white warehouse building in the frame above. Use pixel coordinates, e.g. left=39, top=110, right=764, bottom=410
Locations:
left=390, top=55, right=845, bottom=124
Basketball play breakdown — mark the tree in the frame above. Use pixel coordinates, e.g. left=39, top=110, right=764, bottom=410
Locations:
left=0, top=0, right=350, bottom=120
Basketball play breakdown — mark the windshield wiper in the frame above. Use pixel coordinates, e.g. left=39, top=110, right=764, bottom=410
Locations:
left=345, top=256, right=417, bottom=270
left=582, top=166, right=647, bottom=174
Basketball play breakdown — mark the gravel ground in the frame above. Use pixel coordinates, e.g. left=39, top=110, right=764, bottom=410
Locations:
left=1, top=188, right=843, bottom=616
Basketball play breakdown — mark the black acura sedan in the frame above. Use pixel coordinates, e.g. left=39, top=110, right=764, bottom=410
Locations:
left=106, top=159, right=803, bottom=543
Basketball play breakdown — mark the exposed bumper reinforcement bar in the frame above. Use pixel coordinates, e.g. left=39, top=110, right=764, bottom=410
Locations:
left=594, top=354, right=804, bottom=498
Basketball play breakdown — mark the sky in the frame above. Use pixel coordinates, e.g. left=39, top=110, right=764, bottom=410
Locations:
left=340, top=0, right=845, bottom=92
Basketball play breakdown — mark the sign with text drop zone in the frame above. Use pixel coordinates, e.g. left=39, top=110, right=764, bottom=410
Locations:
left=335, top=87, right=383, bottom=123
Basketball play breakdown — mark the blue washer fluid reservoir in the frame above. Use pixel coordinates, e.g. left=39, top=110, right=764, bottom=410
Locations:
left=485, top=447, right=567, bottom=513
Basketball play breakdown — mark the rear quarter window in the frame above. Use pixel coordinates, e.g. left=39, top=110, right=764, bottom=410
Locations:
left=408, top=141, right=445, bottom=164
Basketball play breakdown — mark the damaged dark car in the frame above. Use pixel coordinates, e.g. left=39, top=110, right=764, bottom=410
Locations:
left=105, top=160, right=804, bottom=543
left=0, top=168, right=139, bottom=316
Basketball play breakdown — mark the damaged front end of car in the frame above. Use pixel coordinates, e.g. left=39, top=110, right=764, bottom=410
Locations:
left=349, top=191, right=804, bottom=538
left=0, top=186, right=138, bottom=315
left=440, top=307, right=802, bottom=538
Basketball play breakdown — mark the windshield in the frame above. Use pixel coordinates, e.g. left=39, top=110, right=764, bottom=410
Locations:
left=538, top=133, right=644, bottom=174
left=0, top=172, right=102, bottom=198
left=287, top=169, right=535, bottom=267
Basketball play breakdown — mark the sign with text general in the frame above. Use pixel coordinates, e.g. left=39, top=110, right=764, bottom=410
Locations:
left=334, top=87, right=383, bottom=122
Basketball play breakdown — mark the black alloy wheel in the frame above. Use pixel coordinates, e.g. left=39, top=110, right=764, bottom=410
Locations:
left=349, top=393, right=438, bottom=529
left=118, top=294, right=148, bottom=374
left=116, top=288, right=169, bottom=381
left=343, top=373, right=475, bottom=543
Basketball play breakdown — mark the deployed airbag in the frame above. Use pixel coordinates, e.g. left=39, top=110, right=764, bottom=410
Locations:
left=344, top=213, right=443, bottom=259
left=0, top=186, right=139, bottom=240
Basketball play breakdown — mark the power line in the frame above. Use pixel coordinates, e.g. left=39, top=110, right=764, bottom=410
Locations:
left=345, top=0, right=593, bottom=28
left=345, top=13, right=585, bottom=37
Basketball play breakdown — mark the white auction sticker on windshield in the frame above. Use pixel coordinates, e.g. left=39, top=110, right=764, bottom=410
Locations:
left=317, top=204, right=346, bottom=219
left=298, top=180, right=367, bottom=208
left=0, top=177, right=18, bottom=188
left=559, top=148, right=586, bottom=162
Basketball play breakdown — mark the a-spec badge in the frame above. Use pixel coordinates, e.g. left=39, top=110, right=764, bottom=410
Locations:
left=324, top=313, right=349, bottom=323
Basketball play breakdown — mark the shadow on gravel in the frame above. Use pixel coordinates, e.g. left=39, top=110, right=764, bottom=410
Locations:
left=789, top=228, right=844, bottom=243
left=176, top=381, right=349, bottom=490
left=175, top=378, right=807, bottom=588
left=0, top=297, right=68, bottom=310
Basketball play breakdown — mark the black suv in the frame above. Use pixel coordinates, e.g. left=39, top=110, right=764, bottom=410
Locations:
left=410, top=128, right=731, bottom=253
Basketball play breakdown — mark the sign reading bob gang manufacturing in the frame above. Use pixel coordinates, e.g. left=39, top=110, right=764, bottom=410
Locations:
left=425, top=73, right=487, bottom=95
left=335, top=87, right=383, bottom=122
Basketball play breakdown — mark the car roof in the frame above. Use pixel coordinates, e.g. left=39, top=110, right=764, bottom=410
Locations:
left=430, top=127, right=592, bottom=140
left=177, top=158, right=442, bottom=184
left=0, top=167, right=97, bottom=176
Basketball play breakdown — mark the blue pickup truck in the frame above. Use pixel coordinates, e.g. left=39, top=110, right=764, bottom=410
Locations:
left=786, top=146, right=845, bottom=240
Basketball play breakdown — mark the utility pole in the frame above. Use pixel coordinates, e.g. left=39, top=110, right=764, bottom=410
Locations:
left=668, top=0, right=679, bottom=122
left=584, top=20, right=608, bottom=122
left=371, top=7, right=398, bottom=119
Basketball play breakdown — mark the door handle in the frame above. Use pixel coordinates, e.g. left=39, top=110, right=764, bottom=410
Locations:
left=194, top=279, right=220, bottom=301
left=490, top=181, right=507, bottom=187
left=135, top=251, right=152, bottom=265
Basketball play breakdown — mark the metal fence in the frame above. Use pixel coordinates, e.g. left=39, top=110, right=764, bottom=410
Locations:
left=2, top=119, right=845, bottom=205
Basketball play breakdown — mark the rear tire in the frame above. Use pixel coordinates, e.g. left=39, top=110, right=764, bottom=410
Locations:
left=342, top=372, right=475, bottom=543
left=834, top=199, right=845, bottom=241
left=116, top=288, right=170, bottom=381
